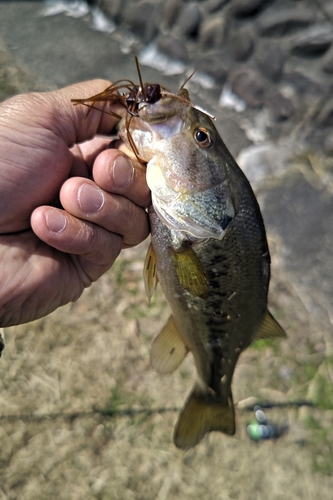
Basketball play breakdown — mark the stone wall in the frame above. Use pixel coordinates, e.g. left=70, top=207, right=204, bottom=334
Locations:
left=96, top=0, right=333, bottom=153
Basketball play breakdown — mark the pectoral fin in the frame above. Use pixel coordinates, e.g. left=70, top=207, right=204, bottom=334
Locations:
left=171, top=247, right=209, bottom=298
left=151, top=316, right=189, bottom=374
left=143, top=241, right=158, bottom=301
left=174, top=383, right=235, bottom=450
left=255, top=309, right=287, bottom=340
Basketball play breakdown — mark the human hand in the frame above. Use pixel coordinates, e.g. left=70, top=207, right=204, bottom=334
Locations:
left=0, top=81, right=150, bottom=327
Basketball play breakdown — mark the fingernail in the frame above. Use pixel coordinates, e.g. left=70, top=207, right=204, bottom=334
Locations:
left=78, top=183, right=104, bottom=214
left=112, top=155, right=134, bottom=188
left=46, top=210, right=67, bottom=233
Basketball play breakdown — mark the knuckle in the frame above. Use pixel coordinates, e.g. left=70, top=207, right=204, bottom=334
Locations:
left=81, top=223, right=99, bottom=248
left=122, top=209, right=149, bottom=246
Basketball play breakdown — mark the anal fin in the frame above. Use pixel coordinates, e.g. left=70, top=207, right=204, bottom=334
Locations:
left=151, top=315, right=189, bottom=374
left=254, top=308, right=287, bottom=340
left=174, top=383, right=235, bottom=450
left=0, top=328, right=5, bottom=358
left=143, top=241, right=158, bottom=301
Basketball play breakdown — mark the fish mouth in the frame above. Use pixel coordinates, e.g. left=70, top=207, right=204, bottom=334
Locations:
left=137, top=96, right=187, bottom=126
left=118, top=114, right=186, bottom=165
left=145, top=115, right=184, bottom=139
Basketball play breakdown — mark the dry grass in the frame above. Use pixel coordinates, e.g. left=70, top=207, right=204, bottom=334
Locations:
left=1, top=239, right=333, bottom=499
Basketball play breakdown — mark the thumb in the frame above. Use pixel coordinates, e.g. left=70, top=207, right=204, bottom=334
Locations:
left=0, top=80, right=118, bottom=233
left=44, top=79, right=119, bottom=146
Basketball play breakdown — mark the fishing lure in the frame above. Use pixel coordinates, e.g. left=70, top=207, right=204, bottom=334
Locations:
left=72, top=57, right=214, bottom=162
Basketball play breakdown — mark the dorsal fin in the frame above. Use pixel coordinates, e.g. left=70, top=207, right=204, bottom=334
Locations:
left=255, top=309, right=287, bottom=340
left=151, top=315, right=189, bottom=374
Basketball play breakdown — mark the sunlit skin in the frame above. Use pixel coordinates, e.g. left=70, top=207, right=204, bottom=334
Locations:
left=0, top=80, right=150, bottom=327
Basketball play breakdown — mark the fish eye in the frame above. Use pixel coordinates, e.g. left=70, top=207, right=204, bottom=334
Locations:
left=194, top=128, right=212, bottom=148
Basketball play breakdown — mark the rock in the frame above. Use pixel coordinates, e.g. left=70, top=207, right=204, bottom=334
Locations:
left=231, top=0, right=271, bottom=18
left=267, top=90, right=296, bottom=122
left=324, top=134, right=333, bottom=154
left=199, top=16, right=226, bottom=51
left=263, top=177, right=333, bottom=301
left=163, top=0, right=182, bottom=28
left=236, top=142, right=290, bottom=189
left=258, top=7, right=314, bottom=36
left=290, top=24, right=333, bottom=57
left=217, top=118, right=252, bottom=157
left=257, top=44, right=286, bottom=81
left=205, top=0, right=232, bottom=14
left=317, top=97, right=333, bottom=127
left=194, top=51, right=228, bottom=82
left=322, top=45, right=333, bottom=73
left=323, top=1, right=333, bottom=20
left=97, top=0, right=123, bottom=24
left=123, top=0, right=159, bottom=42
left=285, top=71, right=321, bottom=100
left=230, top=29, right=253, bottom=62
left=156, top=35, right=190, bottom=63
left=229, top=69, right=265, bottom=108
left=176, top=3, right=203, bottom=39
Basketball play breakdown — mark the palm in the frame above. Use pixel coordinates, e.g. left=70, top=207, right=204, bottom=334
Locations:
left=0, top=84, right=110, bottom=234
left=0, top=231, right=83, bottom=326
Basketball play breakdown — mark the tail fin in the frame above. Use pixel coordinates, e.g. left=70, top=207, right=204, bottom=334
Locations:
left=173, top=383, right=235, bottom=450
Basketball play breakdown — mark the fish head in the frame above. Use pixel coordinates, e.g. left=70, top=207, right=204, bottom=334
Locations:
left=118, top=89, right=235, bottom=240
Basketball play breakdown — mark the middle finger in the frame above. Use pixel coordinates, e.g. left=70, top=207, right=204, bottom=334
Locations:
left=92, top=149, right=151, bottom=208
left=59, top=178, right=149, bottom=247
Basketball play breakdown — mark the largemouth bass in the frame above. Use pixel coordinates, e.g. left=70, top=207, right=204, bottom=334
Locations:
left=116, top=87, right=286, bottom=450
left=73, top=77, right=286, bottom=449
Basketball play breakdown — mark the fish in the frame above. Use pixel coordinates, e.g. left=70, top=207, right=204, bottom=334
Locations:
left=73, top=72, right=286, bottom=450
left=115, top=85, right=286, bottom=450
